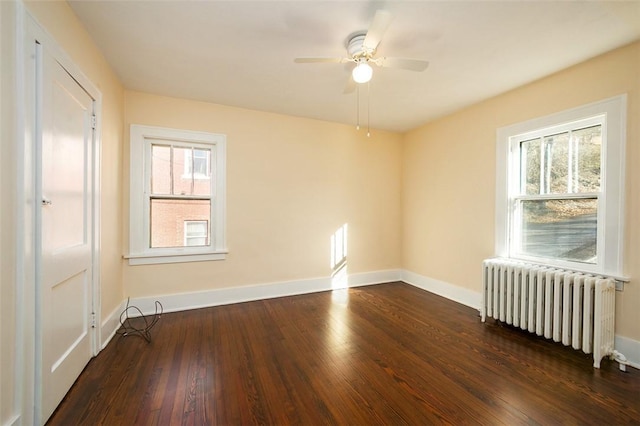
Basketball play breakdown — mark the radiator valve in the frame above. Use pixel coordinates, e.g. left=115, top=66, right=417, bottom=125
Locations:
left=612, top=350, right=628, bottom=372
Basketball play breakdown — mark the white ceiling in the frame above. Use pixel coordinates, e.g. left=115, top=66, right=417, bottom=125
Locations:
left=68, top=1, right=640, bottom=133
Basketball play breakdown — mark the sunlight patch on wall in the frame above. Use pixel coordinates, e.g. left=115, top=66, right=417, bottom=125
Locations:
left=329, top=224, right=350, bottom=350
left=331, top=224, right=348, bottom=289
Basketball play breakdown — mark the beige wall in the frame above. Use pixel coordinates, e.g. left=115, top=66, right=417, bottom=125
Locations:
left=123, top=91, right=403, bottom=297
left=402, top=41, right=640, bottom=341
left=24, top=0, right=125, bottom=321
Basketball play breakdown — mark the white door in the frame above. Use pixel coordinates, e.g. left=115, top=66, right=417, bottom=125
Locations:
left=39, top=47, right=95, bottom=423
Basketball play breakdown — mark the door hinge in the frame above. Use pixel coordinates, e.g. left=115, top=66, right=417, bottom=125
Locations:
left=91, top=114, right=97, bottom=130
left=91, top=312, right=97, bottom=329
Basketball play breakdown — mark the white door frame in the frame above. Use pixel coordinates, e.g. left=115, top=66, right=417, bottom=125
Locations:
left=17, top=6, right=102, bottom=424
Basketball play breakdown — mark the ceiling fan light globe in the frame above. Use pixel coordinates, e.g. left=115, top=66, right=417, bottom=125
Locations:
left=352, top=62, right=373, bottom=84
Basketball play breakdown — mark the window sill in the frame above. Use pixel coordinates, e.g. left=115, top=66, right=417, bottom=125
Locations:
left=498, top=256, right=629, bottom=283
left=124, top=250, right=228, bottom=266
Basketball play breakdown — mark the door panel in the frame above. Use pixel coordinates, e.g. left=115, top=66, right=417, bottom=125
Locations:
left=49, top=86, right=87, bottom=249
left=40, top=47, right=94, bottom=423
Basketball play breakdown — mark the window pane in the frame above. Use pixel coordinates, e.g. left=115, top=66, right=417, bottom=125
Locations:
left=185, top=221, right=207, bottom=235
left=173, top=147, right=212, bottom=196
left=543, top=132, right=570, bottom=194
left=150, top=199, right=211, bottom=248
left=186, top=237, right=206, bottom=246
left=519, top=199, right=597, bottom=263
left=192, top=148, right=212, bottom=196
left=185, top=220, right=208, bottom=247
left=151, top=145, right=171, bottom=195
left=172, top=146, right=192, bottom=195
left=521, top=138, right=541, bottom=195
left=573, top=125, right=601, bottom=193
left=193, top=149, right=209, bottom=176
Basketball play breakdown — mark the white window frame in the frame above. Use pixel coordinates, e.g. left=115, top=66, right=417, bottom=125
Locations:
left=127, top=124, right=227, bottom=265
left=495, top=95, right=626, bottom=277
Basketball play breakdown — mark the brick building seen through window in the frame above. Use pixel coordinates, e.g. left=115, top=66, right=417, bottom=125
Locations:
left=150, top=144, right=212, bottom=248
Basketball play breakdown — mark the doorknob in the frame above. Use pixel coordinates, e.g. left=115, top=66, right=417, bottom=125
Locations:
left=42, top=198, right=52, bottom=206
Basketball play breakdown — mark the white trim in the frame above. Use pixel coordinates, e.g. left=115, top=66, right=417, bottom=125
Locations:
left=125, top=269, right=402, bottom=316
left=100, top=300, right=127, bottom=350
left=125, top=250, right=228, bottom=265
left=401, top=269, right=481, bottom=310
left=113, top=268, right=639, bottom=371
left=349, top=269, right=401, bottom=286
left=91, top=95, right=103, bottom=357
left=3, top=415, right=21, bottom=426
left=496, top=95, right=627, bottom=276
left=1, top=2, right=21, bottom=422
left=402, top=269, right=638, bottom=370
left=614, top=335, right=640, bottom=370
left=13, top=3, right=30, bottom=426
left=16, top=3, right=34, bottom=424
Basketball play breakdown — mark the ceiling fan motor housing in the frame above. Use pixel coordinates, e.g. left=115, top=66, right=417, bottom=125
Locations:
left=347, top=34, right=372, bottom=59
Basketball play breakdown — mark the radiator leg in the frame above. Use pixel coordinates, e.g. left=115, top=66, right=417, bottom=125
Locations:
left=593, top=356, right=602, bottom=369
left=481, top=262, right=488, bottom=322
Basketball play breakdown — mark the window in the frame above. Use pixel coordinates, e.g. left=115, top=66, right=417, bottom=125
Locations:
left=496, top=95, right=626, bottom=276
left=184, top=221, right=208, bottom=246
left=128, top=125, right=227, bottom=265
left=515, top=119, right=601, bottom=263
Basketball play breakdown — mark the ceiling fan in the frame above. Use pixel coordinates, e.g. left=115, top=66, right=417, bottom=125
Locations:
left=294, top=10, right=429, bottom=90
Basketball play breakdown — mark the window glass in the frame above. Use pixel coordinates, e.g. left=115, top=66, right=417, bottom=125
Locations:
left=193, top=149, right=209, bottom=176
left=543, top=131, right=570, bottom=194
left=149, top=144, right=213, bottom=248
left=515, top=123, right=603, bottom=264
left=518, top=199, right=597, bottom=263
left=150, top=199, right=211, bottom=248
left=172, top=146, right=189, bottom=194
left=151, top=144, right=171, bottom=195
left=129, top=124, right=226, bottom=264
left=184, top=148, right=211, bottom=178
left=185, top=221, right=208, bottom=247
left=520, top=138, right=541, bottom=195
left=573, top=125, right=601, bottom=193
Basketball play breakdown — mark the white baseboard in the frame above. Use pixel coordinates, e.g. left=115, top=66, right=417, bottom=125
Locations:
left=401, top=269, right=481, bottom=310
left=402, top=269, right=640, bottom=370
left=127, top=269, right=402, bottom=316
left=614, top=335, right=640, bottom=370
left=112, top=267, right=640, bottom=371
left=3, top=414, right=20, bottom=426
left=100, top=300, right=126, bottom=350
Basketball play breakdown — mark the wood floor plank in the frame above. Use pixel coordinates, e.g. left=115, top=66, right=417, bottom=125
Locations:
left=47, top=282, right=640, bottom=425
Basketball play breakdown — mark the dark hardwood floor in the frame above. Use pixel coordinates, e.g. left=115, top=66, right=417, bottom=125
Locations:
left=48, top=282, right=640, bottom=425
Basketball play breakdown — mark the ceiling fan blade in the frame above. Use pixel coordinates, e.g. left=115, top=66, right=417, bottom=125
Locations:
left=363, top=10, right=393, bottom=52
left=294, top=57, right=345, bottom=64
left=377, top=57, right=429, bottom=72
